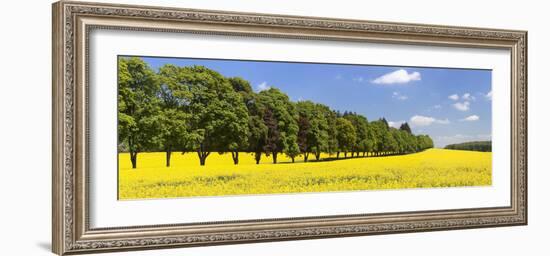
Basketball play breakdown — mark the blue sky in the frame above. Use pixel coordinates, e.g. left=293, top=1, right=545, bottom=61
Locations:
left=138, top=56, right=492, bottom=148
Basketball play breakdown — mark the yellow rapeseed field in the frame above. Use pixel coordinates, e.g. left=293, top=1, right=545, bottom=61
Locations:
left=118, top=149, right=491, bottom=200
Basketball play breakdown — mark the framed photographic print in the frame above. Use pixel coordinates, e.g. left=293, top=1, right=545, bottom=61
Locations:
left=52, top=1, right=527, bottom=255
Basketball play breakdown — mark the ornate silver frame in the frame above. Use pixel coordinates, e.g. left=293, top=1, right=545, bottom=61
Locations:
left=52, top=1, right=527, bottom=255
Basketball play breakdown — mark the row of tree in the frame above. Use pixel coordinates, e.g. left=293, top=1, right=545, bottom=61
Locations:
left=444, top=141, right=491, bottom=152
left=118, top=57, right=434, bottom=168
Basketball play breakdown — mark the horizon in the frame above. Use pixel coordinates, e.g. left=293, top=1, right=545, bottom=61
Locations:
left=132, top=55, right=492, bottom=148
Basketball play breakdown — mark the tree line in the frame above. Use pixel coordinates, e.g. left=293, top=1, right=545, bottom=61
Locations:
left=118, top=57, right=434, bottom=168
left=444, top=141, right=491, bottom=152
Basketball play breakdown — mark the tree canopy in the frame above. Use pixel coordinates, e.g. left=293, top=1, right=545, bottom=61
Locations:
left=118, top=57, right=162, bottom=168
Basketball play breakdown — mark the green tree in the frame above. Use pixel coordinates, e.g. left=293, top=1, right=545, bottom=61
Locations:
left=335, top=117, right=356, bottom=158
left=343, top=112, right=369, bottom=157
left=365, top=125, right=377, bottom=157
left=257, top=88, right=299, bottom=164
left=416, top=134, right=434, bottom=151
left=369, top=119, right=389, bottom=156
left=317, top=105, right=339, bottom=158
left=118, top=57, right=162, bottom=169
left=286, top=140, right=301, bottom=163
left=262, top=107, right=280, bottom=163
left=157, top=64, right=191, bottom=167
left=382, top=128, right=398, bottom=155
left=392, top=129, right=407, bottom=154
left=403, top=131, right=416, bottom=153
left=399, top=122, right=412, bottom=134
left=296, top=101, right=330, bottom=162
left=229, top=77, right=267, bottom=164
left=296, top=111, right=311, bottom=161
left=179, top=66, right=249, bottom=166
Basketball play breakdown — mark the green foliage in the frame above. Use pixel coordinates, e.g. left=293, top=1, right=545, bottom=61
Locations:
left=180, top=66, right=250, bottom=165
left=317, top=104, right=339, bottom=156
left=343, top=112, right=369, bottom=156
left=257, top=88, right=299, bottom=163
left=369, top=119, right=388, bottom=155
left=335, top=117, right=356, bottom=157
left=157, top=64, right=191, bottom=166
left=399, top=122, right=412, bottom=134
left=445, top=141, right=491, bottom=152
left=118, top=57, right=162, bottom=168
left=416, top=135, right=434, bottom=151
left=228, top=77, right=268, bottom=164
left=296, top=101, right=330, bottom=161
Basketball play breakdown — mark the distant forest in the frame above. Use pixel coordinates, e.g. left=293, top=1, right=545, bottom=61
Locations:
left=444, top=141, right=491, bottom=152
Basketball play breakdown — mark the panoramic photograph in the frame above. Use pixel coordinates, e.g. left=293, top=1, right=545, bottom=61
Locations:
left=117, top=56, right=492, bottom=200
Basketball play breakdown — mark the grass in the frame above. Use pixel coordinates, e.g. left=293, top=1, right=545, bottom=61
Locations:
left=118, top=148, right=491, bottom=200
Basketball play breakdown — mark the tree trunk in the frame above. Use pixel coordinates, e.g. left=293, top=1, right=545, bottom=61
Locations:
left=304, top=152, right=309, bottom=162
left=272, top=152, right=278, bottom=164
left=255, top=151, right=262, bottom=164
left=291, top=156, right=295, bottom=163
left=165, top=149, right=172, bottom=167
left=315, top=152, right=321, bottom=161
left=344, top=152, right=347, bottom=158
left=197, top=150, right=210, bottom=166
left=231, top=151, right=239, bottom=165
left=336, top=152, right=340, bottom=159
left=130, top=152, right=138, bottom=169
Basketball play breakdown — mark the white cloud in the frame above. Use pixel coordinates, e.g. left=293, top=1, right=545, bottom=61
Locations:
left=453, top=101, right=470, bottom=111
left=462, top=93, right=475, bottom=101
left=372, top=69, right=421, bottom=85
left=436, top=119, right=450, bottom=125
left=388, top=120, right=405, bottom=129
left=256, top=81, right=270, bottom=92
left=392, top=91, right=408, bottom=100
left=461, top=115, right=480, bottom=121
left=448, top=94, right=459, bottom=101
left=353, top=76, right=365, bottom=83
left=410, top=115, right=450, bottom=127
left=485, top=90, right=493, bottom=100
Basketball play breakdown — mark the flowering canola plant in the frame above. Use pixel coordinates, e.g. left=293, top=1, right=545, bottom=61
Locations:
left=118, top=149, right=491, bottom=200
